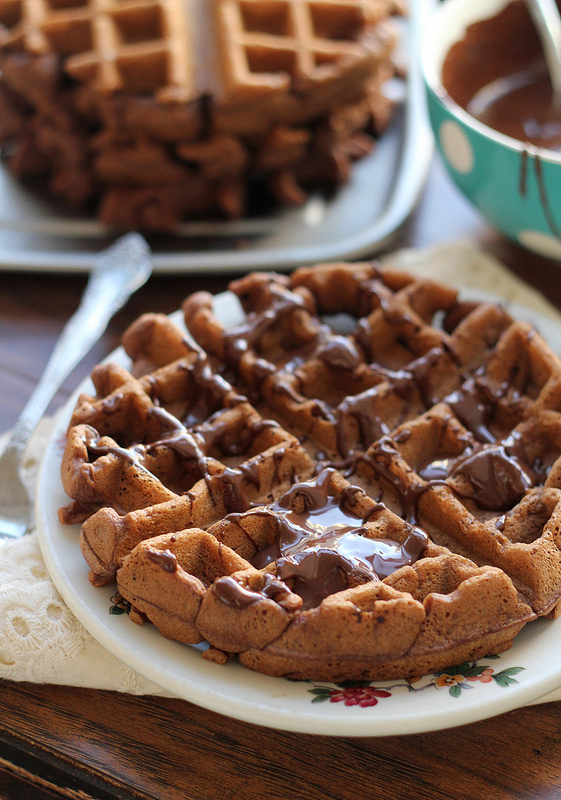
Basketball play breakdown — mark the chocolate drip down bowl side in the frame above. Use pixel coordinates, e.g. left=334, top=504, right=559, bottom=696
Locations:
left=422, top=0, right=561, bottom=260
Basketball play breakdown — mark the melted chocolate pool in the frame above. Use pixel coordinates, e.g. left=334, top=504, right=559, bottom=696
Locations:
left=442, top=0, right=561, bottom=149
left=240, top=470, right=428, bottom=609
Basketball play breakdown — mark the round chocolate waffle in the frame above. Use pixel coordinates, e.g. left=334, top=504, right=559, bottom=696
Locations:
left=59, top=261, right=561, bottom=681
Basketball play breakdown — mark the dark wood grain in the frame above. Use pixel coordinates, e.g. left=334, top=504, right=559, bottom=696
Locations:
left=1, top=153, right=561, bottom=800
left=0, top=681, right=561, bottom=800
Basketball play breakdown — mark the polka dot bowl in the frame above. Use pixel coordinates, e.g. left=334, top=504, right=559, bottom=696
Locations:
left=422, top=0, right=561, bottom=259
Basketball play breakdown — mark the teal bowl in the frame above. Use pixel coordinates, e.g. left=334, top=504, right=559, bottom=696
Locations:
left=421, top=0, right=561, bottom=259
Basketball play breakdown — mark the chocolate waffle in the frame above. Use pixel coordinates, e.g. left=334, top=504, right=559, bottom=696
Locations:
left=0, top=0, right=401, bottom=229
left=60, top=260, right=561, bottom=681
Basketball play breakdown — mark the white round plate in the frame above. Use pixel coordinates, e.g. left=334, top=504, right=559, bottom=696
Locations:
left=36, top=290, right=561, bottom=736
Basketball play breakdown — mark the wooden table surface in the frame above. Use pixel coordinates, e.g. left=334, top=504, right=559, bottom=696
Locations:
left=2, top=156, right=561, bottom=800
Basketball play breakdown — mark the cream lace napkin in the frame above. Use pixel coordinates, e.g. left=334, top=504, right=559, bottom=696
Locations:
left=0, top=418, right=165, bottom=695
left=1, top=241, right=560, bottom=703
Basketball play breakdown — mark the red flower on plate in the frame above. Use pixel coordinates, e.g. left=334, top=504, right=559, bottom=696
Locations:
left=329, top=686, right=392, bottom=707
left=467, top=667, right=494, bottom=683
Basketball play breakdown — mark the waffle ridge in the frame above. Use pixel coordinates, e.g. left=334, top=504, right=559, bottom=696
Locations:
left=215, top=0, right=386, bottom=100
left=58, top=261, right=561, bottom=681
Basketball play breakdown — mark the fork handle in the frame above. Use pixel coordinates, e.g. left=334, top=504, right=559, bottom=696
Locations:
left=7, top=234, right=151, bottom=462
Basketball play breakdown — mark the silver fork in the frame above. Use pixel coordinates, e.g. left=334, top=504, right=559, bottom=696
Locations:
left=0, top=232, right=152, bottom=539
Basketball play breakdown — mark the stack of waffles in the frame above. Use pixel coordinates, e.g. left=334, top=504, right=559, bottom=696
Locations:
left=0, top=0, right=402, bottom=231
left=58, top=261, right=561, bottom=681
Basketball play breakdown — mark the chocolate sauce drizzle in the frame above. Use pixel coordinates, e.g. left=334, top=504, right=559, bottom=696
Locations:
left=84, top=355, right=285, bottom=515
left=363, top=428, right=545, bottom=525
left=145, top=547, right=178, bottom=573
left=215, top=274, right=529, bottom=481
left=221, top=470, right=428, bottom=610
left=212, top=573, right=301, bottom=612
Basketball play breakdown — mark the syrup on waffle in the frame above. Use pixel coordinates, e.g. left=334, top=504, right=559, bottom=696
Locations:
left=58, top=261, right=561, bottom=681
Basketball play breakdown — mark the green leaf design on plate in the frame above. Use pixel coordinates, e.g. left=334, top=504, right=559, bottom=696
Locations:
left=463, top=665, right=486, bottom=678
left=334, top=680, right=373, bottom=689
left=493, top=674, right=519, bottom=687
left=497, top=667, right=524, bottom=676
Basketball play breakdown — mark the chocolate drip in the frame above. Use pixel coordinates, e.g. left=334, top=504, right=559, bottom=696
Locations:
left=193, top=415, right=280, bottom=457
left=354, top=290, right=421, bottom=361
left=144, top=353, right=244, bottom=427
left=251, top=358, right=277, bottom=383
left=355, top=317, right=374, bottom=358
left=157, top=431, right=207, bottom=462
left=408, top=347, right=451, bottom=408
left=495, top=515, right=507, bottom=532
left=416, top=431, right=544, bottom=516
left=445, top=376, right=499, bottom=443
left=271, top=380, right=333, bottom=421
left=361, top=437, right=430, bottom=524
left=418, top=458, right=450, bottom=481
left=335, top=391, right=391, bottom=461
left=223, top=284, right=313, bottom=371
left=145, top=548, right=178, bottom=573
left=206, top=456, right=268, bottom=514
left=85, top=437, right=158, bottom=482
left=316, top=336, right=362, bottom=370
left=447, top=430, right=544, bottom=511
left=449, top=445, right=534, bottom=511
left=280, top=341, right=320, bottom=374
left=275, top=525, right=428, bottom=610
left=182, top=355, right=243, bottom=425
left=212, top=573, right=301, bottom=611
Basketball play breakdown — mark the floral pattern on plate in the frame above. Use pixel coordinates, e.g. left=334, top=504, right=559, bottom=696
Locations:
left=308, top=656, right=525, bottom=706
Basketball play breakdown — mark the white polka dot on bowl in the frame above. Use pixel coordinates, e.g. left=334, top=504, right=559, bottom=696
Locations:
left=519, top=230, right=561, bottom=260
left=439, top=120, right=474, bottom=174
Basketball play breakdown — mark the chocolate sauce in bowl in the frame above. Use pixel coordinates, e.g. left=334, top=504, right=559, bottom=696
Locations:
left=442, top=0, right=561, bottom=150
left=468, top=64, right=561, bottom=150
